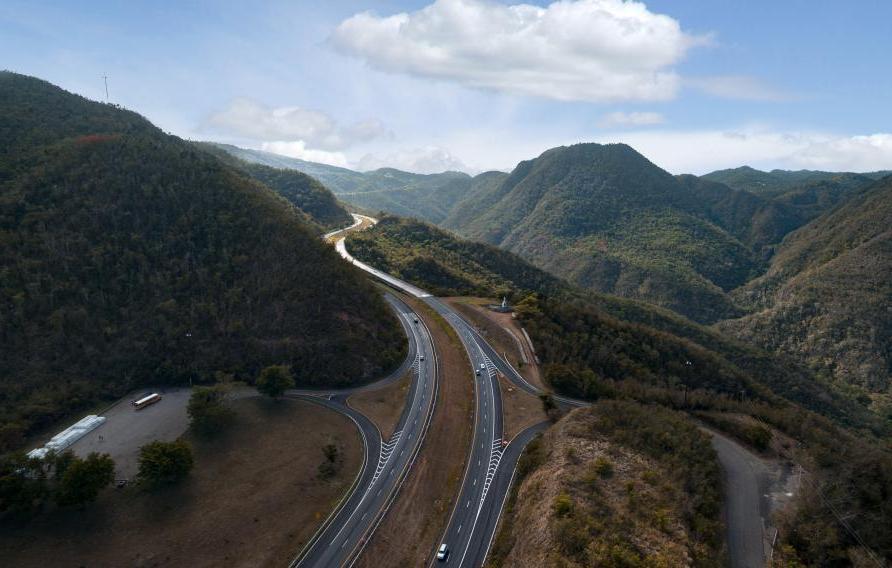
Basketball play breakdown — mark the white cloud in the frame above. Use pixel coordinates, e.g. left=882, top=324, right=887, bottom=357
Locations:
left=687, top=75, right=792, bottom=101
left=793, top=134, right=892, bottom=171
left=598, top=111, right=665, bottom=128
left=595, top=128, right=892, bottom=174
left=330, top=0, right=709, bottom=103
left=260, top=141, right=350, bottom=168
left=205, top=98, right=387, bottom=150
left=357, top=146, right=470, bottom=174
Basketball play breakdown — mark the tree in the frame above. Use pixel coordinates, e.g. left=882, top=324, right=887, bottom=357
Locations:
left=187, top=385, right=234, bottom=435
left=257, top=365, right=295, bottom=399
left=55, top=452, right=115, bottom=507
left=138, top=440, right=194, bottom=486
left=0, top=453, right=48, bottom=514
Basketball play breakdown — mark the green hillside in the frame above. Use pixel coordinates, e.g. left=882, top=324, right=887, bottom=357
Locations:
left=346, top=216, right=565, bottom=297
left=0, top=73, right=405, bottom=449
left=196, top=143, right=351, bottom=231
left=721, top=176, right=892, bottom=400
left=443, top=143, right=762, bottom=323
left=346, top=216, right=881, bottom=431
left=212, top=143, right=472, bottom=223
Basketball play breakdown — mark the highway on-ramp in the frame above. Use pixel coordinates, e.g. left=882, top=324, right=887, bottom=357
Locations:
left=290, top=293, right=438, bottom=568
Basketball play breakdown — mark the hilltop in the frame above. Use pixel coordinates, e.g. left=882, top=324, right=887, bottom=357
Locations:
left=442, top=143, right=764, bottom=323
left=0, top=73, right=405, bottom=448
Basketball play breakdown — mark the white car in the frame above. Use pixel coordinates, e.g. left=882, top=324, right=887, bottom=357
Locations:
left=480, top=363, right=486, bottom=370
left=420, top=355, right=425, bottom=361
left=437, top=543, right=449, bottom=561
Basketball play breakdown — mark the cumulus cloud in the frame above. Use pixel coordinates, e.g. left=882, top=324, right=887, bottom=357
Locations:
left=260, top=141, right=350, bottom=168
left=330, top=0, right=710, bottom=102
left=598, top=111, right=665, bottom=128
left=598, top=128, right=892, bottom=174
left=357, top=146, right=470, bottom=174
left=205, top=98, right=387, bottom=150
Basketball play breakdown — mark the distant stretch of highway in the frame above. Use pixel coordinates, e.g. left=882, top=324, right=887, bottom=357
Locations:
left=290, top=293, right=438, bottom=568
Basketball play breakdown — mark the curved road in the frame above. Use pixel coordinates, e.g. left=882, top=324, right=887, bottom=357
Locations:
left=334, top=216, right=556, bottom=567
left=335, top=214, right=765, bottom=568
left=290, top=293, right=439, bottom=568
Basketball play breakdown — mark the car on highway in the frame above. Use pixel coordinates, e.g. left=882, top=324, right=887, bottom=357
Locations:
left=475, top=369, right=480, bottom=376
left=420, top=355, right=425, bottom=361
left=437, top=543, right=449, bottom=562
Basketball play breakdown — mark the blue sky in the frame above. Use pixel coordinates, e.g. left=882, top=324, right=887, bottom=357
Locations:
left=3, top=0, right=891, bottom=174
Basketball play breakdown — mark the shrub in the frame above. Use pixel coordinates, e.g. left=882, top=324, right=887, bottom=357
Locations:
left=138, top=440, right=194, bottom=486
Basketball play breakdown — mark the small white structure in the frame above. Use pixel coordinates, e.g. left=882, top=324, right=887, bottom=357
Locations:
left=26, top=414, right=106, bottom=460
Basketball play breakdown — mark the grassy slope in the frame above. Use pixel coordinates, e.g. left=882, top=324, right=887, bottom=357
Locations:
left=0, top=72, right=405, bottom=446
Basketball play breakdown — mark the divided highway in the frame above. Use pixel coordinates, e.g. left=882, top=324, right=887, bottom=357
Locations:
left=290, top=293, right=438, bottom=568
left=334, top=214, right=559, bottom=567
left=333, top=214, right=769, bottom=568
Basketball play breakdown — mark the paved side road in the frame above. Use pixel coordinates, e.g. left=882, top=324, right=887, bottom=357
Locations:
left=709, top=430, right=797, bottom=568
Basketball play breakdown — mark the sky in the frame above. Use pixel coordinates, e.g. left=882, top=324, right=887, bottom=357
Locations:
left=2, top=0, right=891, bottom=175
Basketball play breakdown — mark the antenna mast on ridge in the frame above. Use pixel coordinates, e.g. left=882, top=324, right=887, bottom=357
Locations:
left=102, top=74, right=109, bottom=102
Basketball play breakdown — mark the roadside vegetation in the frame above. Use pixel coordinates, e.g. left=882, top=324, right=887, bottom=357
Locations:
left=489, top=401, right=723, bottom=567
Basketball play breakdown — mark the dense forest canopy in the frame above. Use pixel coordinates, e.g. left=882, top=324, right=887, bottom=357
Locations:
left=0, top=72, right=405, bottom=450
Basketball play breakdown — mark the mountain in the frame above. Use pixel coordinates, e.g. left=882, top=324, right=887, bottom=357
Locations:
left=210, top=143, right=472, bottom=223
left=442, top=143, right=763, bottom=323
left=345, top=217, right=882, bottom=431
left=674, top=174, right=802, bottom=254
left=702, top=166, right=889, bottom=197
left=195, top=143, right=352, bottom=231
left=0, top=72, right=405, bottom=448
left=720, top=175, right=892, bottom=399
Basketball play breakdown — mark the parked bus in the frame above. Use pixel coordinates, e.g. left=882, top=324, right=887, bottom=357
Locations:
left=132, top=393, right=161, bottom=410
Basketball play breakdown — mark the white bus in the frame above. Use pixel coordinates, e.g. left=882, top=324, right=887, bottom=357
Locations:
left=132, top=393, right=161, bottom=410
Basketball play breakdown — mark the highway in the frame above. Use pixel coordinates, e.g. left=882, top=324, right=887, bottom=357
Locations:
left=332, top=214, right=770, bottom=568
left=333, top=215, right=556, bottom=567
left=290, top=293, right=438, bottom=568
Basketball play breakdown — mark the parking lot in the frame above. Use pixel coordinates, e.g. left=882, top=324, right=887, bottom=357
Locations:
left=69, top=388, right=191, bottom=478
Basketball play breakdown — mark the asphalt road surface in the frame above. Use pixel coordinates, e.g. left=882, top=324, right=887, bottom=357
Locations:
left=710, top=432, right=772, bottom=568
left=335, top=216, right=764, bottom=568
left=291, top=293, right=438, bottom=568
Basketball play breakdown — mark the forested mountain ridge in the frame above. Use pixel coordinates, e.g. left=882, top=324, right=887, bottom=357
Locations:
left=211, top=143, right=473, bottom=223
left=195, top=142, right=352, bottom=231
left=720, top=175, right=892, bottom=399
left=345, top=217, right=883, bottom=431
left=442, top=143, right=764, bottom=323
left=702, top=165, right=889, bottom=197
left=348, top=214, right=892, bottom=566
left=0, top=72, right=405, bottom=449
